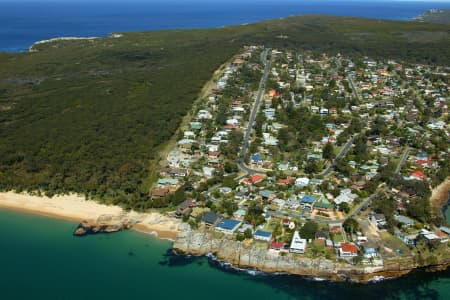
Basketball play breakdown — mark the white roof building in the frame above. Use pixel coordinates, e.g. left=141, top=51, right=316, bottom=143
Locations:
left=184, top=131, right=196, bottom=138
left=295, top=177, right=310, bottom=188
left=290, top=231, right=307, bottom=254
left=197, top=110, right=212, bottom=120
left=334, top=189, right=358, bottom=205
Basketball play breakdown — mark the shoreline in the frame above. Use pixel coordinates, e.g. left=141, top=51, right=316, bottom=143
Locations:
left=0, top=191, right=179, bottom=240
left=0, top=9, right=437, bottom=54
left=173, top=226, right=450, bottom=283
left=29, top=36, right=100, bottom=52
left=28, top=34, right=122, bottom=52
left=182, top=250, right=450, bottom=283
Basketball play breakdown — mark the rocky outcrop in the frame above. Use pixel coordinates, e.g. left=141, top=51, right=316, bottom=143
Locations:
left=73, top=214, right=135, bottom=236
left=173, top=224, right=450, bottom=282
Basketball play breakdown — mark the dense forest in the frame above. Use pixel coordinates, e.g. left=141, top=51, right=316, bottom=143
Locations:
left=0, top=15, right=449, bottom=209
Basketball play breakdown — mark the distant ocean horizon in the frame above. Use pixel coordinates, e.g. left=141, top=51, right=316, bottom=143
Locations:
left=1, top=0, right=450, bottom=52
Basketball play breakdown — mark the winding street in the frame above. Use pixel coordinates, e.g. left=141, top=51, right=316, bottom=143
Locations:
left=237, top=48, right=271, bottom=176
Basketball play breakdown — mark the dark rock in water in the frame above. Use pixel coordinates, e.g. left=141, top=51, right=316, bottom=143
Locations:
left=74, top=226, right=88, bottom=236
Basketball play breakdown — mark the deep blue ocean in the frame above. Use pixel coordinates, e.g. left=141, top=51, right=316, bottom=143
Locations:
left=1, top=0, right=450, bottom=52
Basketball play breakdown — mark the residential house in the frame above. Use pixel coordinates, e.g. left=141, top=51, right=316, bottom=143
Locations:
left=243, top=174, right=266, bottom=185
left=202, top=166, right=216, bottom=178
left=251, top=153, right=264, bottom=166
left=394, top=215, right=415, bottom=227
left=371, top=213, right=387, bottom=229
left=201, top=212, right=221, bottom=227
left=175, top=200, right=194, bottom=218
left=151, top=187, right=169, bottom=199
left=254, top=230, right=272, bottom=242
left=197, top=110, right=213, bottom=120
left=339, top=243, right=358, bottom=257
left=409, top=170, right=426, bottom=181
left=157, top=178, right=182, bottom=192
left=238, top=223, right=254, bottom=234
left=215, top=219, right=242, bottom=234
left=285, top=195, right=300, bottom=210
left=363, top=241, right=378, bottom=258
left=397, top=231, right=418, bottom=246
left=233, top=209, right=247, bottom=220
left=295, top=177, right=310, bottom=188
left=314, top=200, right=334, bottom=212
left=290, top=231, right=307, bottom=254
left=260, top=190, right=276, bottom=201
left=433, top=230, right=449, bottom=244
left=334, top=189, right=358, bottom=205
left=277, top=177, right=294, bottom=185
left=420, top=229, right=442, bottom=245
left=270, top=241, right=287, bottom=251
left=301, top=195, right=317, bottom=209
left=272, top=198, right=286, bottom=210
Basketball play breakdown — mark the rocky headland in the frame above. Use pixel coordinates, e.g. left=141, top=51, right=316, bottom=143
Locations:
left=173, top=224, right=450, bottom=283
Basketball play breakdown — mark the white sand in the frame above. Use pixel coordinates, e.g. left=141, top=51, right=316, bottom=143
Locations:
left=0, top=191, right=180, bottom=239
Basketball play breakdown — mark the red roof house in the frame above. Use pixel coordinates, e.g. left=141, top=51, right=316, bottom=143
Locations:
left=270, top=241, right=286, bottom=251
left=339, top=243, right=358, bottom=257
left=410, top=170, right=426, bottom=180
left=277, top=177, right=294, bottom=185
left=243, top=174, right=266, bottom=185
left=268, top=89, right=281, bottom=97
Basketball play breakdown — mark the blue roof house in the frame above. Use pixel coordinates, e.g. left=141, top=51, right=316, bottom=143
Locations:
left=254, top=230, right=272, bottom=242
left=251, top=153, right=263, bottom=165
left=364, top=247, right=378, bottom=258
left=215, top=219, right=242, bottom=234
left=416, top=152, right=428, bottom=159
left=301, top=195, right=317, bottom=204
left=301, top=195, right=317, bottom=209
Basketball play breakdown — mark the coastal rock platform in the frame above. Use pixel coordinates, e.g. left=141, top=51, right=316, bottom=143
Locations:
left=173, top=224, right=450, bottom=283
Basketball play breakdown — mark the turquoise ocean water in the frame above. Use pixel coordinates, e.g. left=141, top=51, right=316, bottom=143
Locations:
left=1, top=208, right=450, bottom=300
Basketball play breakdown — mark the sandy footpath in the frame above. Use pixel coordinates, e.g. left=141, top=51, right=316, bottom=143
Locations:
left=0, top=191, right=180, bottom=240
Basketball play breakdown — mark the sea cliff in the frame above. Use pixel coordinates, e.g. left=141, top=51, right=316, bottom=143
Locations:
left=173, top=224, right=450, bottom=282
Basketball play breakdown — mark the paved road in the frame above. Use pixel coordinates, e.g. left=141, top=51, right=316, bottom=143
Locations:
left=320, top=134, right=357, bottom=177
left=347, top=187, right=387, bottom=220
left=343, top=146, right=410, bottom=222
left=347, top=74, right=360, bottom=101
left=396, top=146, right=412, bottom=174
left=237, top=48, right=271, bottom=176
left=335, top=58, right=360, bottom=101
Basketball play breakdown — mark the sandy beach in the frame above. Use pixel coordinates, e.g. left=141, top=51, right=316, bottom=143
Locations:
left=431, top=178, right=450, bottom=217
left=0, top=191, right=180, bottom=240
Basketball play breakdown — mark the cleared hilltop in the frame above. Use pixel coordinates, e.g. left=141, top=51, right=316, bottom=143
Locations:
left=0, top=15, right=449, bottom=209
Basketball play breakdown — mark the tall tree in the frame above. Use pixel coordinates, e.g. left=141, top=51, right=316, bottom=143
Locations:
left=300, top=221, right=319, bottom=240
left=323, top=143, right=335, bottom=160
